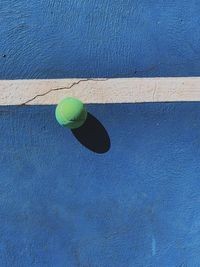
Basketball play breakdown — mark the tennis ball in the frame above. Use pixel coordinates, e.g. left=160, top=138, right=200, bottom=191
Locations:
left=55, top=97, right=87, bottom=129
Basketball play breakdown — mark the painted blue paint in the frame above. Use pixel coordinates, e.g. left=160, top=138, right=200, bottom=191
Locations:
left=1, top=1, right=200, bottom=79
left=1, top=103, right=200, bottom=266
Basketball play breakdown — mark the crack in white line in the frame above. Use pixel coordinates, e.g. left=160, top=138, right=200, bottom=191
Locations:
left=21, top=78, right=108, bottom=105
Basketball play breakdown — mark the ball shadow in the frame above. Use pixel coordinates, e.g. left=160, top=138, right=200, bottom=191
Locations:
left=72, top=113, right=110, bottom=154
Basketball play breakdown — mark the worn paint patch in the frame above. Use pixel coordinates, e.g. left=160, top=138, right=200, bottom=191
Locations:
left=152, top=236, right=156, bottom=256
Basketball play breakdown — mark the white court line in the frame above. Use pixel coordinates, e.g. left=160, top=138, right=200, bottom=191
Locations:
left=1, top=77, right=200, bottom=105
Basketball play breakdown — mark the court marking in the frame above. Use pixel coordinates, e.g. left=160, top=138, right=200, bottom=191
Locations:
left=1, top=77, right=200, bottom=105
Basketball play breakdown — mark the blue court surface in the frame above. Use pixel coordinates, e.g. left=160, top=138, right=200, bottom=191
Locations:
left=1, top=0, right=200, bottom=79
left=1, top=0, right=200, bottom=266
left=1, top=103, right=200, bottom=266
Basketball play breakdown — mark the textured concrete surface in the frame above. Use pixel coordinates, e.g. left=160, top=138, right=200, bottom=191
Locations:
left=1, top=0, right=200, bottom=79
left=1, top=103, right=200, bottom=266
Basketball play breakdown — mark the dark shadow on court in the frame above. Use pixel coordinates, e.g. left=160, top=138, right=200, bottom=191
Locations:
left=72, top=113, right=110, bottom=154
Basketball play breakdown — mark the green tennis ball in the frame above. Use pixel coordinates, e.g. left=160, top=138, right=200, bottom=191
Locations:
left=55, top=97, right=87, bottom=129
